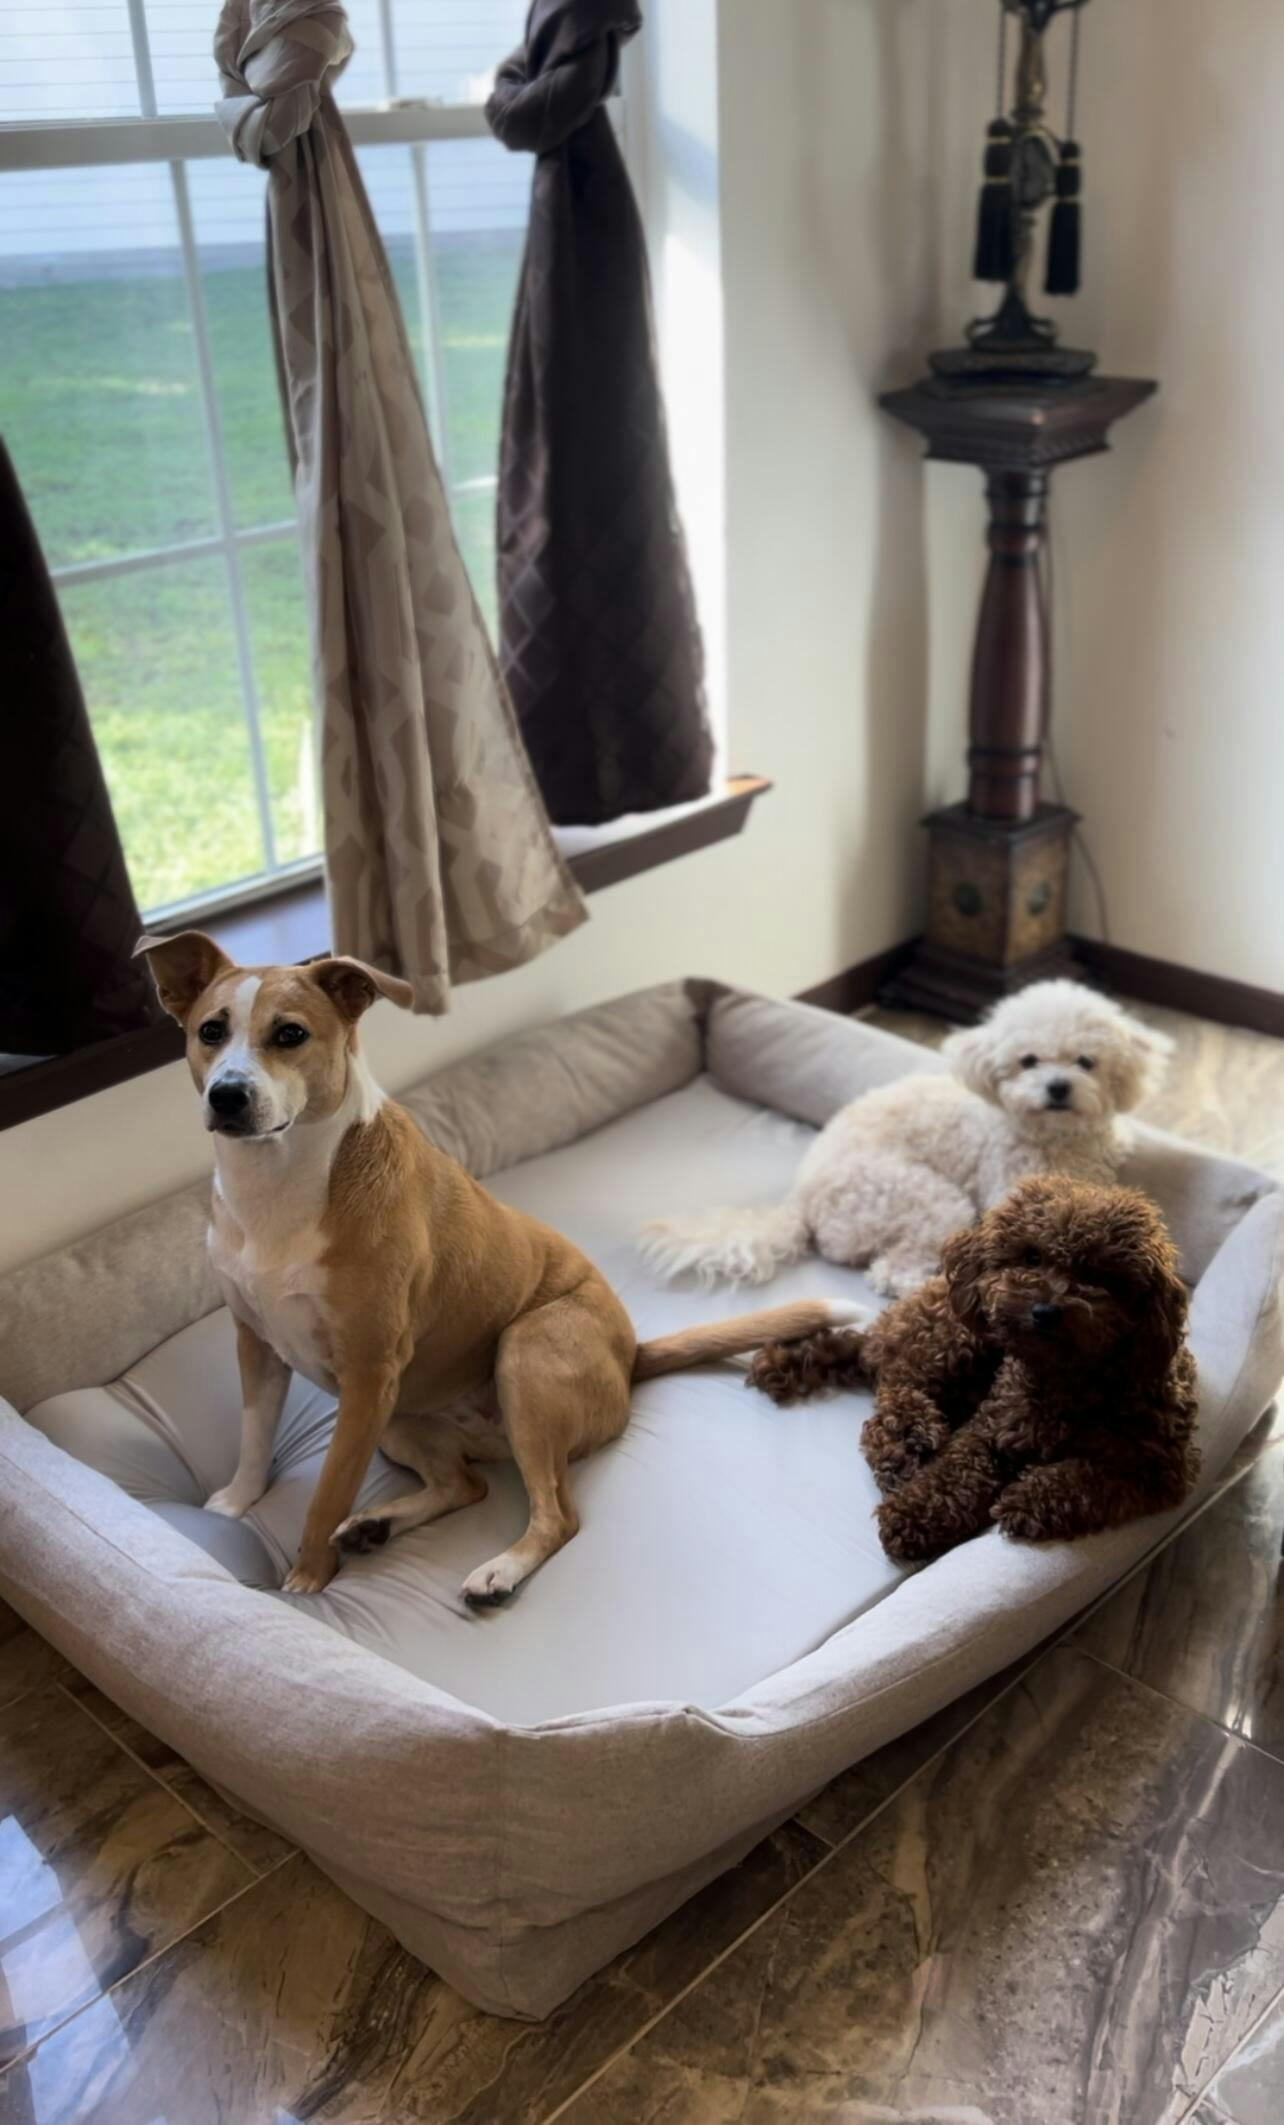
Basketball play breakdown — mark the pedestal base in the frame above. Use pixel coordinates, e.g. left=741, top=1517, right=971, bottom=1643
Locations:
left=879, top=801, right=1080, bottom=1024
left=880, top=937, right=1084, bottom=1022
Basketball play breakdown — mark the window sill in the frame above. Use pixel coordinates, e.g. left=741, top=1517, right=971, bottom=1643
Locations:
left=0, top=776, right=769, bottom=1131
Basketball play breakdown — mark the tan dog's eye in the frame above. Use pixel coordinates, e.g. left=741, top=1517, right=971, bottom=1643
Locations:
left=1019, top=1054, right=1038, bottom=1069
left=1023, top=1247, right=1042, bottom=1267
left=1077, top=1055, right=1096, bottom=1070
left=197, top=1019, right=225, bottom=1046
left=273, top=1023, right=310, bottom=1049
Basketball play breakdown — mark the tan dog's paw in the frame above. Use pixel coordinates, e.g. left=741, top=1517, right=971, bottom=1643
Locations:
left=462, top=1556, right=520, bottom=1608
left=283, top=1549, right=339, bottom=1595
left=333, top=1511, right=392, bottom=1556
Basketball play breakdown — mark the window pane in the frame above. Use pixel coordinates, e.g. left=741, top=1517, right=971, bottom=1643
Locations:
left=0, top=164, right=216, bottom=566
left=392, top=0, right=526, bottom=103
left=185, top=156, right=295, bottom=531
left=0, top=1, right=140, bottom=122
left=427, top=137, right=525, bottom=489
left=147, top=0, right=216, bottom=115
left=61, top=557, right=267, bottom=913
left=242, top=543, right=321, bottom=868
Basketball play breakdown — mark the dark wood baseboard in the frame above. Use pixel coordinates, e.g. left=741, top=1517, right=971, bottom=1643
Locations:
left=797, top=941, right=920, bottom=1016
left=800, top=934, right=1284, bottom=1040
left=1070, top=938, right=1284, bottom=1041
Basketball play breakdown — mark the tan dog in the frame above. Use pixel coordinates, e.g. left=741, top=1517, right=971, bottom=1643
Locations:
left=139, top=932, right=850, bottom=1602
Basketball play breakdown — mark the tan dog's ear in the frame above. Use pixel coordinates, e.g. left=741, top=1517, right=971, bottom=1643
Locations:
left=134, top=931, right=233, bottom=1023
left=308, top=956, right=414, bottom=1021
left=940, top=1222, right=989, bottom=1334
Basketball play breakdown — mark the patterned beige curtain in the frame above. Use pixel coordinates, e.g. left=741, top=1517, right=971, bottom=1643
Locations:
left=214, top=0, right=586, bottom=1012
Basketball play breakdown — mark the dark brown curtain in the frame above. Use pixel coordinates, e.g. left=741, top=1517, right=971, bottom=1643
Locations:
left=487, top=0, right=714, bottom=826
left=0, top=441, right=160, bottom=1061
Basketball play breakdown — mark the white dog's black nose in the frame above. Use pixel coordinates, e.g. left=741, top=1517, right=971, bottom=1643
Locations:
left=208, top=1077, right=251, bottom=1119
left=1046, top=1079, right=1072, bottom=1105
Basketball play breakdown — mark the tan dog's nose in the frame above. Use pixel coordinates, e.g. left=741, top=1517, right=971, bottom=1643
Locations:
left=208, top=1078, right=251, bottom=1120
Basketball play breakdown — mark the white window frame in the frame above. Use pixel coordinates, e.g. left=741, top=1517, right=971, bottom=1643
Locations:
left=0, top=2, right=517, bottom=927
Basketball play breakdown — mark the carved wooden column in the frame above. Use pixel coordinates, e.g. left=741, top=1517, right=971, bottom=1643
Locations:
left=878, top=372, right=1155, bottom=1022
left=968, top=467, right=1049, bottom=819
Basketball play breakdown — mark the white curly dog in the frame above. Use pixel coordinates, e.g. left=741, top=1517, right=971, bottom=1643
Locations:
left=641, top=981, right=1172, bottom=1299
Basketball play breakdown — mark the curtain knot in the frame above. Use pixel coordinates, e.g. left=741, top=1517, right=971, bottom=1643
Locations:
left=486, top=0, right=641, bottom=157
left=214, top=0, right=353, bottom=166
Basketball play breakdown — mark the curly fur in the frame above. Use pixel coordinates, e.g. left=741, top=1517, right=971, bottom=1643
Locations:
left=746, top=1176, right=1201, bottom=1564
left=641, top=982, right=1172, bottom=1299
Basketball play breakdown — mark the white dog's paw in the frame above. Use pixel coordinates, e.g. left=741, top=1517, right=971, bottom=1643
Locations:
left=205, top=1482, right=262, bottom=1519
left=462, top=1555, right=521, bottom=1608
left=869, top=1254, right=934, bottom=1299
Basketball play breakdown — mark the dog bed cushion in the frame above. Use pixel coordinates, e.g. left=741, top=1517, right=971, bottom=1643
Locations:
left=1, top=982, right=1280, bottom=2018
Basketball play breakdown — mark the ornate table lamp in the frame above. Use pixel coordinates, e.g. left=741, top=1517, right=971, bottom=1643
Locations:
left=880, top=0, right=1156, bottom=1021
left=937, top=0, right=1095, bottom=382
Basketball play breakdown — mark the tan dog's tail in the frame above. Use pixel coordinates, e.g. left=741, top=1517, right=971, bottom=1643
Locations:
left=633, top=1300, right=865, bottom=1382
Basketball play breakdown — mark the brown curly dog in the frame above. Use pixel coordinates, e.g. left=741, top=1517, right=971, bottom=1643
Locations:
left=746, top=1176, right=1200, bottom=1564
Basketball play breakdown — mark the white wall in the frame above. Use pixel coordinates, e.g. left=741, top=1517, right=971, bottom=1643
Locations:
left=716, top=0, right=945, bottom=971
left=0, top=0, right=945, bottom=1272
left=923, top=0, right=1284, bottom=991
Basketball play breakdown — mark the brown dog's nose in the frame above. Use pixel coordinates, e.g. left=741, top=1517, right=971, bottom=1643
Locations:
left=208, top=1077, right=250, bottom=1118
left=1030, top=1301, right=1062, bottom=1332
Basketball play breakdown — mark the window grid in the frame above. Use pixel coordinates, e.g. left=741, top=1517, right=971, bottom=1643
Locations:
left=3, top=7, right=514, bottom=923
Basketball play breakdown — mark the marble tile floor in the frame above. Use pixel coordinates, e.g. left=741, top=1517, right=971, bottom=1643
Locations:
left=0, top=995, right=1280, bottom=2124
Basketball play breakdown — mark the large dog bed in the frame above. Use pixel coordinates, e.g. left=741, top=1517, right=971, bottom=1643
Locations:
left=1, top=983, right=1280, bottom=2017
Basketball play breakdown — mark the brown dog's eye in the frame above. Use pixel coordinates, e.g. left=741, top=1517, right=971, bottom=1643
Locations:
left=1019, top=1054, right=1038, bottom=1069
left=273, top=1023, right=310, bottom=1049
left=197, top=1020, right=225, bottom=1046
left=1077, top=1055, right=1096, bottom=1071
left=1023, top=1247, right=1043, bottom=1267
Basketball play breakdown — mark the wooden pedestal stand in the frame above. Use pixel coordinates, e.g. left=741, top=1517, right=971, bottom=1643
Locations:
left=878, top=373, right=1155, bottom=1022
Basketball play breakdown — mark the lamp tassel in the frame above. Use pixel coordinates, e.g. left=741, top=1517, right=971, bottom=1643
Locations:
left=1045, top=138, right=1082, bottom=296
left=972, top=118, right=1016, bottom=284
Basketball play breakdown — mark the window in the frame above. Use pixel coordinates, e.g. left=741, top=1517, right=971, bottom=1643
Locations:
left=0, top=1, right=530, bottom=920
